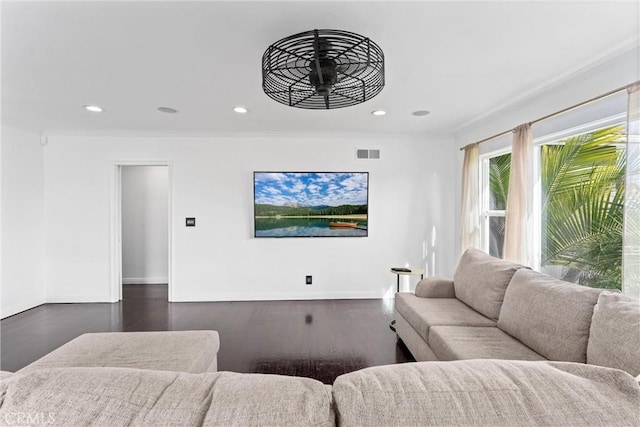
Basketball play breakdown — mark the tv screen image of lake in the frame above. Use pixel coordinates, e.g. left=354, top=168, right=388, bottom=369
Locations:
left=255, top=217, right=367, bottom=237
left=254, top=172, right=368, bottom=238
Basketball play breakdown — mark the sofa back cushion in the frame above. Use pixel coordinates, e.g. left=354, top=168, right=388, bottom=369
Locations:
left=587, top=291, right=640, bottom=377
left=497, top=269, right=602, bottom=363
left=453, top=248, right=524, bottom=321
left=0, top=368, right=335, bottom=426
left=332, top=360, right=640, bottom=427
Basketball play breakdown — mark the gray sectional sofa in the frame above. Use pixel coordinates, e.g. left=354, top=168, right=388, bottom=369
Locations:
left=1, top=250, right=639, bottom=426
left=2, top=358, right=638, bottom=426
left=396, top=248, right=640, bottom=376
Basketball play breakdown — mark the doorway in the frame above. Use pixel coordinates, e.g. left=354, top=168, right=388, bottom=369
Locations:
left=112, top=163, right=172, bottom=302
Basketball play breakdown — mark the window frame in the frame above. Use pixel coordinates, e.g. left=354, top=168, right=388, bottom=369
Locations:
left=479, top=147, right=510, bottom=258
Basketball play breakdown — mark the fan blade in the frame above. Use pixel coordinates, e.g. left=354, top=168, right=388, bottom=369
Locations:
left=335, top=62, right=369, bottom=76
left=274, top=58, right=310, bottom=71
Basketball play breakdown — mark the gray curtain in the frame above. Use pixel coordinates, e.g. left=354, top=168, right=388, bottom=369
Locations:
left=459, top=143, right=480, bottom=255
left=503, top=124, right=533, bottom=265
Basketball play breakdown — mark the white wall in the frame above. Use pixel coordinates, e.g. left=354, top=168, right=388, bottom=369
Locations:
left=121, top=166, right=168, bottom=284
left=1, top=126, right=45, bottom=318
left=42, top=133, right=457, bottom=303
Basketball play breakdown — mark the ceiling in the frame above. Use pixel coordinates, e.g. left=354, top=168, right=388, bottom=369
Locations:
left=2, top=1, right=639, bottom=136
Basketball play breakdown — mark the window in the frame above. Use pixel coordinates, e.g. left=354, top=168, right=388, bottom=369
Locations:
left=540, top=125, right=625, bottom=290
left=480, top=123, right=626, bottom=291
left=481, top=152, right=511, bottom=258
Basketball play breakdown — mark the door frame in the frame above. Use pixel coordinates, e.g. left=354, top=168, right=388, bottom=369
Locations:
left=110, top=161, right=174, bottom=301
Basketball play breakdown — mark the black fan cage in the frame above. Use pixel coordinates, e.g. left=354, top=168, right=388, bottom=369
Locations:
left=262, top=29, right=385, bottom=109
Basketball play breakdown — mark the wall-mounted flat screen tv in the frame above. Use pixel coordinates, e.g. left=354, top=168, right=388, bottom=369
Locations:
left=254, top=172, right=368, bottom=238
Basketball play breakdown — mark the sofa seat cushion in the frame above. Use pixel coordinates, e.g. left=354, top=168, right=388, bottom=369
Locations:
left=0, top=368, right=335, bottom=427
left=453, top=248, right=524, bottom=321
left=429, top=326, right=547, bottom=361
left=588, top=291, right=640, bottom=377
left=332, top=360, right=640, bottom=427
left=19, top=331, right=220, bottom=374
left=497, top=269, right=602, bottom=363
left=395, top=293, right=496, bottom=343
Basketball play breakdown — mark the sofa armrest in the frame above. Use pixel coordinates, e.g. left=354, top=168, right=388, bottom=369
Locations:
left=415, top=277, right=455, bottom=298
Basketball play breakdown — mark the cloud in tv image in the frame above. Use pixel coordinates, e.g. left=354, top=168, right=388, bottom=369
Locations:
left=254, top=172, right=368, bottom=237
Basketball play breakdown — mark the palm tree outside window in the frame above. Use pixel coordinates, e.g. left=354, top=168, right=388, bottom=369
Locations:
left=482, top=124, right=627, bottom=290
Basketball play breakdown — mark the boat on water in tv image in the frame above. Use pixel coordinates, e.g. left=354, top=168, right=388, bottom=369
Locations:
left=328, top=221, right=367, bottom=230
left=253, top=172, right=368, bottom=238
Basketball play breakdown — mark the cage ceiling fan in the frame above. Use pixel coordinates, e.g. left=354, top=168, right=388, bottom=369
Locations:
left=262, top=29, right=385, bottom=110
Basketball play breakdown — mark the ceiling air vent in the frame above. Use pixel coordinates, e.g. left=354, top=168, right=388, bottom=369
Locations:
left=356, top=149, right=380, bottom=160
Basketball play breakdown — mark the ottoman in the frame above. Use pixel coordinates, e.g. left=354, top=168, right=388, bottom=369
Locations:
left=18, top=330, right=220, bottom=374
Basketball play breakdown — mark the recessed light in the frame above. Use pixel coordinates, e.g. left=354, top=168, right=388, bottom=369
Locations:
left=412, top=110, right=431, bottom=117
left=233, top=106, right=248, bottom=114
left=84, top=105, right=103, bottom=113
left=371, top=110, right=386, bottom=116
left=158, top=107, right=178, bottom=113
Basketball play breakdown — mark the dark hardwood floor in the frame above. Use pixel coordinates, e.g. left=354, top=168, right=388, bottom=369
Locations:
left=1, top=285, right=414, bottom=383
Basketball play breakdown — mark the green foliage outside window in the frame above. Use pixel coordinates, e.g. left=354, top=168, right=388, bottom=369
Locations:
left=489, top=125, right=627, bottom=290
left=541, top=126, right=625, bottom=289
left=487, top=154, right=511, bottom=258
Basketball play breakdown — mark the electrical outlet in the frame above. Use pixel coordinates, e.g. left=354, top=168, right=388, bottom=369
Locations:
left=305, top=275, right=312, bottom=285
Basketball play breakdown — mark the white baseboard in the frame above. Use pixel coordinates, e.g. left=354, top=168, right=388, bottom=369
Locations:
left=122, top=277, right=168, bottom=285
left=13, top=291, right=391, bottom=308
left=170, top=290, right=390, bottom=302
left=1, top=296, right=46, bottom=319
left=46, top=294, right=116, bottom=303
